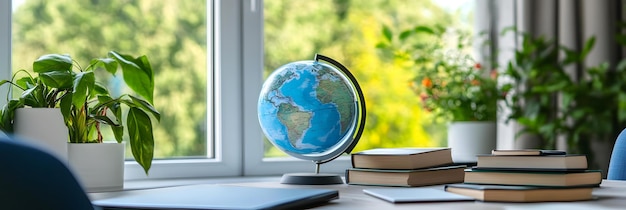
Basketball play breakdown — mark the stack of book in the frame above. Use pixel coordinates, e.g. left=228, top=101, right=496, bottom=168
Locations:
left=444, top=149, right=602, bottom=202
left=345, top=148, right=465, bottom=187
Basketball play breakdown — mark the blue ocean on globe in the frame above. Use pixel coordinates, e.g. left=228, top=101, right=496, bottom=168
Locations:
left=258, top=61, right=357, bottom=160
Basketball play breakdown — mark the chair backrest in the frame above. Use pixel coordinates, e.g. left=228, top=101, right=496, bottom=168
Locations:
left=0, top=137, right=94, bottom=210
left=608, top=128, right=626, bottom=180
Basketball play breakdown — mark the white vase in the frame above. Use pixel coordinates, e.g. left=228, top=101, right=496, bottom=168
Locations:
left=447, top=121, right=496, bottom=163
left=68, top=142, right=125, bottom=192
left=14, top=108, right=69, bottom=162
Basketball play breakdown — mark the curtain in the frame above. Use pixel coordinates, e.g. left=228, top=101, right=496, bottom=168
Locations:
left=485, top=0, right=623, bottom=175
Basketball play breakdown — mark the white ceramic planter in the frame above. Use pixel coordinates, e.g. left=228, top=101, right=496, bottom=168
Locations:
left=14, top=108, right=69, bottom=162
left=68, top=142, right=125, bottom=192
left=447, top=121, right=496, bottom=163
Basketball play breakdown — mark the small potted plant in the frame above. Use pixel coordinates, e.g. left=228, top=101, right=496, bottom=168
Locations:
left=378, top=25, right=504, bottom=162
left=0, top=51, right=159, bottom=191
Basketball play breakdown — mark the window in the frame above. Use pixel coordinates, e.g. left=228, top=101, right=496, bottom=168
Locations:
left=1, top=0, right=479, bottom=179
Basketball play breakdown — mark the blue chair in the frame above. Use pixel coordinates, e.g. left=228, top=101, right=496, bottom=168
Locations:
left=0, top=137, right=95, bottom=209
left=608, top=128, right=626, bottom=180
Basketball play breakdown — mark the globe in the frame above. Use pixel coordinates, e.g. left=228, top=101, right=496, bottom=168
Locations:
left=258, top=54, right=366, bottom=184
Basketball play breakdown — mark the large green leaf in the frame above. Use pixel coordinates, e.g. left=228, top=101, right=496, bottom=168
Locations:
left=109, top=51, right=154, bottom=104
left=59, top=92, right=72, bottom=123
left=72, top=71, right=95, bottom=109
left=39, top=71, right=74, bottom=89
left=128, top=107, right=154, bottom=174
left=33, top=54, right=72, bottom=73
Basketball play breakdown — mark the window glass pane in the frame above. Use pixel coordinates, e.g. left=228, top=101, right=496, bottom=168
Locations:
left=11, top=0, right=209, bottom=159
left=263, top=0, right=475, bottom=157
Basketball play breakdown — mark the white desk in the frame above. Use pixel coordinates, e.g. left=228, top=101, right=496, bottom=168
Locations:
left=90, top=178, right=626, bottom=209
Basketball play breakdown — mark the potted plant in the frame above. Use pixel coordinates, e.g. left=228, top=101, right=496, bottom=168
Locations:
left=499, top=29, right=626, bottom=167
left=378, top=25, right=504, bottom=162
left=0, top=51, right=159, bottom=191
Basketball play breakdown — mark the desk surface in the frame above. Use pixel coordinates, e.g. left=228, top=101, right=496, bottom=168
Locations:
left=90, top=178, right=626, bottom=209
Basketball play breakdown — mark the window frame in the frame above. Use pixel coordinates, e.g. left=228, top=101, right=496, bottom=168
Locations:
left=2, top=0, right=244, bottom=180
left=2, top=0, right=508, bottom=179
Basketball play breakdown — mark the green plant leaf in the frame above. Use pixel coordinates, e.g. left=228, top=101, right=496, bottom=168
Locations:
left=14, top=76, right=36, bottom=90
left=128, top=95, right=161, bottom=121
left=59, top=92, right=72, bottom=123
left=128, top=107, right=154, bottom=174
left=382, top=25, right=392, bottom=42
left=39, top=71, right=74, bottom=89
left=93, top=83, right=110, bottom=96
left=0, top=99, right=23, bottom=132
left=398, top=30, right=413, bottom=40
left=92, top=115, right=120, bottom=126
left=20, top=84, right=46, bottom=107
left=33, top=54, right=72, bottom=73
left=109, top=51, right=154, bottom=104
left=91, top=58, right=118, bottom=75
left=581, top=36, right=596, bottom=59
left=374, top=42, right=389, bottom=49
left=72, top=71, right=95, bottom=109
left=111, top=102, right=124, bottom=142
left=414, top=26, right=435, bottom=35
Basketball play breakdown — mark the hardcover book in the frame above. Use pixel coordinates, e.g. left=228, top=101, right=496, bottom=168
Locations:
left=351, top=148, right=452, bottom=169
left=346, top=165, right=465, bottom=187
left=476, top=154, right=588, bottom=170
left=444, top=184, right=594, bottom=202
left=491, top=149, right=566, bottom=156
left=464, top=168, right=602, bottom=187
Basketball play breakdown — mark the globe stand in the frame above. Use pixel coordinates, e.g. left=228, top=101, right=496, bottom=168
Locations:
left=280, top=163, right=344, bottom=185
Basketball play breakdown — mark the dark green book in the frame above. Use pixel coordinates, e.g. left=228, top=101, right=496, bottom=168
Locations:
left=346, top=165, right=465, bottom=187
left=445, top=183, right=594, bottom=202
left=464, top=168, right=602, bottom=187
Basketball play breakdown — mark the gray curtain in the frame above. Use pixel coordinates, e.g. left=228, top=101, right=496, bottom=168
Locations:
left=485, top=0, right=623, bottom=175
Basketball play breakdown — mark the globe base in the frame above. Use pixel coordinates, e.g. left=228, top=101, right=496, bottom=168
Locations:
left=280, top=173, right=344, bottom=185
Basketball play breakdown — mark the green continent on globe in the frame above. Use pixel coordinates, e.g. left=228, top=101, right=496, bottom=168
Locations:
left=276, top=103, right=312, bottom=146
left=315, top=67, right=355, bottom=135
left=264, top=70, right=296, bottom=101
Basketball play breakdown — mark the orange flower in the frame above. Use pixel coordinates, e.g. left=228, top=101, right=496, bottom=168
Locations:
left=474, top=63, right=482, bottom=69
left=471, top=79, right=480, bottom=86
left=421, top=77, right=433, bottom=88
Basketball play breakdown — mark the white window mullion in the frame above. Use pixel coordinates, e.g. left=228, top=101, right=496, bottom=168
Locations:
left=126, top=0, right=243, bottom=180
left=0, top=1, right=11, bottom=108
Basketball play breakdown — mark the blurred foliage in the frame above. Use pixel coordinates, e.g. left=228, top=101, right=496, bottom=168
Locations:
left=263, top=0, right=473, bottom=156
left=12, top=0, right=207, bottom=158
left=378, top=25, right=503, bottom=122
left=12, top=0, right=473, bottom=159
